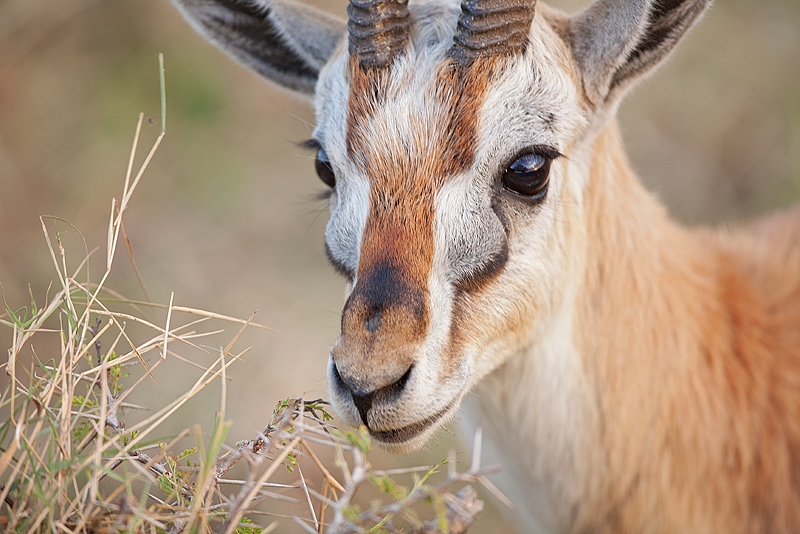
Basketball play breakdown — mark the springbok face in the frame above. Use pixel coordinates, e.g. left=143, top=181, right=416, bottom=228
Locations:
left=172, top=0, right=711, bottom=450
left=313, top=2, right=588, bottom=450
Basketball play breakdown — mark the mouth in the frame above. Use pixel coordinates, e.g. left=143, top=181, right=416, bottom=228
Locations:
left=367, top=400, right=456, bottom=445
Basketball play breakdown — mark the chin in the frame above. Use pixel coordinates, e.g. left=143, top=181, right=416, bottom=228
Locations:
left=329, top=386, right=463, bottom=453
left=367, top=400, right=461, bottom=453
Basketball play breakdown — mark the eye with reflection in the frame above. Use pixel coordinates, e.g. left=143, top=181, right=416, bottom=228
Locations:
left=315, top=148, right=336, bottom=188
left=501, top=148, right=560, bottom=200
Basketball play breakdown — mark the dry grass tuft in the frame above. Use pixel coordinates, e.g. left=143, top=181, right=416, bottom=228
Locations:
left=0, top=55, right=497, bottom=534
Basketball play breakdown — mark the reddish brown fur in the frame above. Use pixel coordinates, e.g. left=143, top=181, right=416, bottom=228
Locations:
left=568, top=124, right=800, bottom=533
left=337, top=56, right=501, bottom=376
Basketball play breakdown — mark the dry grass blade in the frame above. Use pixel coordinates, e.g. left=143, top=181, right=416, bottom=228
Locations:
left=0, top=54, right=495, bottom=534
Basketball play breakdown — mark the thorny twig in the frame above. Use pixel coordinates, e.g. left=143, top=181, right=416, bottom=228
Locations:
left=323, top=426, right=498, bottom=534
left=210, top=398, right=495, bottom=533
left=214, top=398, right=331, bottom=478
left=412, top=486, right=484, bottom=534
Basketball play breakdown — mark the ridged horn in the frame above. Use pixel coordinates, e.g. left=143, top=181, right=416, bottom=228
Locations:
left=452, top=0, right=537, bottom=62
left=348, top=0, right=410, bottom=69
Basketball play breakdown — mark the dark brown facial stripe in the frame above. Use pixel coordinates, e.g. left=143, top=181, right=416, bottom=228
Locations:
left=454, top=238, right=509, bottom=293
left=452, top=196, right=510, bottom=293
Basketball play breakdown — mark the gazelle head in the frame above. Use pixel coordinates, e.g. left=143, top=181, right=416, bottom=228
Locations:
left=173, top=0, right=710, bottom=450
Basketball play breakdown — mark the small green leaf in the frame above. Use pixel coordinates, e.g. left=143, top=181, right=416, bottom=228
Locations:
left=72, top=420, right=94, bottom=443
left=431, top=493, right=449, bottom=532
left=368, top=514, right=393, bottom=534
left=157, top=474, right=173, bottom=494
left=72, top=395, right=97, bottom=408
left=370, top=474, right=407, bottom=500
left=234, top=517, right=263, bottom=534
left=178, top=447, right=197, bottom=461
left=344, top=426, right=372, bottom=454
left=343, top=504, right=362, bottom=522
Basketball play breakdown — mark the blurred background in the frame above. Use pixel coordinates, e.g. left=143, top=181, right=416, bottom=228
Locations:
left=0, top=0, right=798, bottom=531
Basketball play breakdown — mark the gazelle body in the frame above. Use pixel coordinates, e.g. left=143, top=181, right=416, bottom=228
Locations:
left=171, top=0, right=800, bottom=531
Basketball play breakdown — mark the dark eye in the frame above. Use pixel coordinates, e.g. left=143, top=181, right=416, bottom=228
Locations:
left=502, top=151, right=552, bottom=198
left=315, top=148, right=336, bottom=188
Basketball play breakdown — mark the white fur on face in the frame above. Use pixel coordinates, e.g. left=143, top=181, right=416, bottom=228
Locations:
left=428, top=14, right=588, bottom=387
left=324, top=176, right=371, bottom=277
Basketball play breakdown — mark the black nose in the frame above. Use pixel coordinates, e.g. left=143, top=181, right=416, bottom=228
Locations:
left=332, top=363, right=413, bottom=426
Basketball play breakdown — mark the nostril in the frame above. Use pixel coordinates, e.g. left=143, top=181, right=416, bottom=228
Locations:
left=332, top=362, right=346, bottom=390
left=351, top=391, right=374, bottom=426
left=332, top=362, right=414, bottom=428
left=332, top=361, right=365, bottom=397
left=392, top=365, right=413, bottom=396
left=332, top=362, right=361, bottom=399
left=332, top=363, right=374, bottom=426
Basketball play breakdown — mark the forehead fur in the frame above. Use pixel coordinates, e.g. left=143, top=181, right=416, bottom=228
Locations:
left=314, top=0, right=584, bottom=175
left=312, top=0, right=587, bottom=291
left=476, top=7, right=587, bottom=168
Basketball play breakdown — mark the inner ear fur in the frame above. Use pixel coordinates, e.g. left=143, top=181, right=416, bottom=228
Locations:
left=171, top=0, right=346, bottom=95
left=570, top=0, right=712, bottom=108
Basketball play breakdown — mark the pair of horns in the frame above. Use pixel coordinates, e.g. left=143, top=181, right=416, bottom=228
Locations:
left=348, top=0, right=537, bottom=68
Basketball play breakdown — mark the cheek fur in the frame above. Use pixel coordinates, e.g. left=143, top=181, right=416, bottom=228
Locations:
left=324, top=174, right=371, bottom=276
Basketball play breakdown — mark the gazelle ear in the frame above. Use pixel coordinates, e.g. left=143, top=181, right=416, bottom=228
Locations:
left=171, top=0, right=346, bottom=95
left=570, top=0, right=711, bottom=108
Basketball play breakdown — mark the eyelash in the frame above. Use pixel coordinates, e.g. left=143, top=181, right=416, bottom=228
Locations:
left=302, top=139, right=337, bottom=189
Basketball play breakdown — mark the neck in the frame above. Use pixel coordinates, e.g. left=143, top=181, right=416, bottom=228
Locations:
left=475, top=122, right=727, bottom=532
left=571, top=123, right=716, bottom=528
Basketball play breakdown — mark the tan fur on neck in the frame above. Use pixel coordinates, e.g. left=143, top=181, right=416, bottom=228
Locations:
left=479, top=122, right=800, bottom=533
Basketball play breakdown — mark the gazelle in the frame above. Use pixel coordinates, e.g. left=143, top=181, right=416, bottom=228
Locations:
left=171, top=0, right=800, bottom=531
